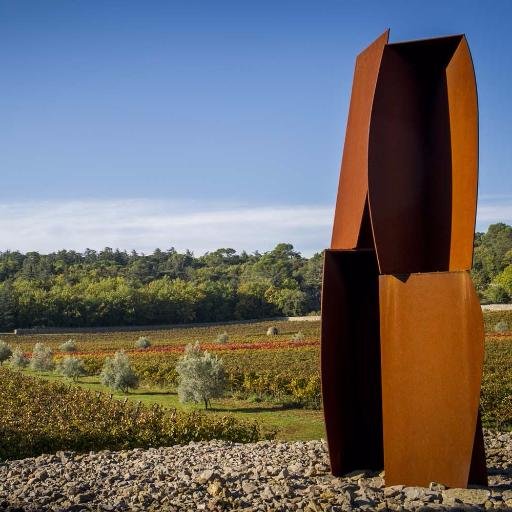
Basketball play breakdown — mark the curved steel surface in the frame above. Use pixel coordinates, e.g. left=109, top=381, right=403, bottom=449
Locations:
left=331, top=30, right=388, bottom=249
left=379, top=271, right=486, bottom=488
left=320, top=249, right=382, bottom=475
left=368, top=36, right=478, bottom=274
left=446, top=37, right=479, bottom=270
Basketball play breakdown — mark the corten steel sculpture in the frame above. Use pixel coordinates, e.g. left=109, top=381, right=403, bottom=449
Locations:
left=320, top=30, right=487, bottom=488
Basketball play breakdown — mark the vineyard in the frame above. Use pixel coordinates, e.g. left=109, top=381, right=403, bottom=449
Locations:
left=0, top=313, right=510, bottom=458
left=0, top=369, right=265, bottom=460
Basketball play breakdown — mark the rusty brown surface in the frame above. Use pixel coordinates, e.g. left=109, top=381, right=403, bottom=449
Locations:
left=368, top=35, right=478, bottom=274
left=379, top=272, right=486, bottom=488
left=331, top=30, right=388, bottom=250
left=321, top=31, right=485, bottom=487
left=446, top=36, right=479, bottom=270
left=320, top=249, right=382, bottom=475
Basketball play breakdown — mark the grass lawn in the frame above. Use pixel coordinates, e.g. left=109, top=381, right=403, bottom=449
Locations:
left=23, top=370, right=326, bottom=442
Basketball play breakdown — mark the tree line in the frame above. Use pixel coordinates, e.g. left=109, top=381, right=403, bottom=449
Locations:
left=0, top=222, right=510, bottom=331
left=0, top=243, right=321, bottom=330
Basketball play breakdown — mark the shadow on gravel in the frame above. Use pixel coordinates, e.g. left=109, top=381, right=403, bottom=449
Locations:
left=488, top=466, right=512, bottom=491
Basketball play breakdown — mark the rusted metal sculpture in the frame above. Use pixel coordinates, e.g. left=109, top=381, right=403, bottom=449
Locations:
left=321, top=30, right=487, bottom=488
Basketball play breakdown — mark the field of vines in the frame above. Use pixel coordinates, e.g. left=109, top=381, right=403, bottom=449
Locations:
left=2, top=312, right=511, bottom=439
left=0, top=369, right=265, bottom=460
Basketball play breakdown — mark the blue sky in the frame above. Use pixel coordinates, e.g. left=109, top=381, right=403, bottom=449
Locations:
left=0, top=0, right=511, bottom=255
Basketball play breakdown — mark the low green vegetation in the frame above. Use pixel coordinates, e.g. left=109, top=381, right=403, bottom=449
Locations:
left=1, top=314, right=509, bottom=463
left=0, top=368, right=266, bottom=461
left=481, top=336, right=512, bottom=430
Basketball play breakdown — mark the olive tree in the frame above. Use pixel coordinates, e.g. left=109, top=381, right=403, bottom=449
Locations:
left=176, top=342, right=225, bottom=410
left=9, top=347, right=29, bottom=369
left=59, top=339, right=77, bottom=352
left=216, top=332, right=229, bottom=344
left=30, top=342, right=54, bottom=371
left=100, top=350, right=138, bottom=393
left=135, top=336, right=151, bottom=349
left=59, top=356, right=86, bottom=382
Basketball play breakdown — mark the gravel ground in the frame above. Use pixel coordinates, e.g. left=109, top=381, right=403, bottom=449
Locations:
left=0, top=430, right=510, bottom=511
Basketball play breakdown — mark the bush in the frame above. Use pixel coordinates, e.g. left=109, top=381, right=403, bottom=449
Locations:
left=101, top=351, right=139, bottom=393
left=59, top=339, right=77, bottom=352
left=291, top=331, right=305, bottom=342
left=0, top=340, right=12, bottom=365
left=216, top=332, right=229, bottom=344
left=266, top=326, right=279, bottom=336
left=484, top=284, right=510, bottom=304
left=0, top=367, right=267, bottom=460
left=30, top=343, right=54, bottom=372
left=494, top=320, right=509, bottom=333
left=9, top=347, right=29, bottom=369
left=480, top=338, right=512, bottom=430
left=135, top=336, right=151, bottom=349
left=59, top=356, right=86, bottom=382
left=176, top=342, right=226, bottom=409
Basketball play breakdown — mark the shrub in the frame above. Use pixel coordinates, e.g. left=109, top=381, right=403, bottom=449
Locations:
left=216, top=332, right=229, bottom=344
left=101, top=351, right=139, bottom=393
left=0, top=367, right=266, bottom=460
left=30, top=343, right=54, bottom=372
left=59, top=339, right=77, bottom=352
left=494, top=320, right=509, bottom=333
left=0, top=340, right=12, bottom=365
left=176, top=342, right=226, bottom=409
left=291, top=331, right=305, bottom=342
left=9, top=347, right=28, bottom=369
left=135, top=336, right=151, bottom=349
left=59, top=356, right=86, bottom=382
left=266, top=326, right=279, bottom=336
left=484, top=284, right=510, bottom=304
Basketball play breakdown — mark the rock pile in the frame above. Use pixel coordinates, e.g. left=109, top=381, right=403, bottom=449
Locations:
left=0, top=430, right=510, bottom=511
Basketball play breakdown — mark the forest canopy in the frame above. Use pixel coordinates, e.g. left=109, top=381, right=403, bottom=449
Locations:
left=0, top=223, right=510, bottom=330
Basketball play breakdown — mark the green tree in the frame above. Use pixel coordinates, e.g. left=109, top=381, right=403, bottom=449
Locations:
left=135, top=336, right=151, bottom=349
left=0, top=283, right=16, bottom=331
left=100, top=351, right=139, bottom=393
left=59, top=339, right=77, bottom=352
left=58, top=356, right=86, bottom=382
left=176, top=342, right=226, bottom=409
left=30, top=343, right=54, bottom=372
left=9, top=347, right=29, bottom=369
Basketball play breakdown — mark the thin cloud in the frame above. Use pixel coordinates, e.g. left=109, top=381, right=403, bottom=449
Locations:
left=0, top=196, right=509, bottom=255
left=476, top=195, right=512, bottom=230
left=0, top=199, right=332, bottom=256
